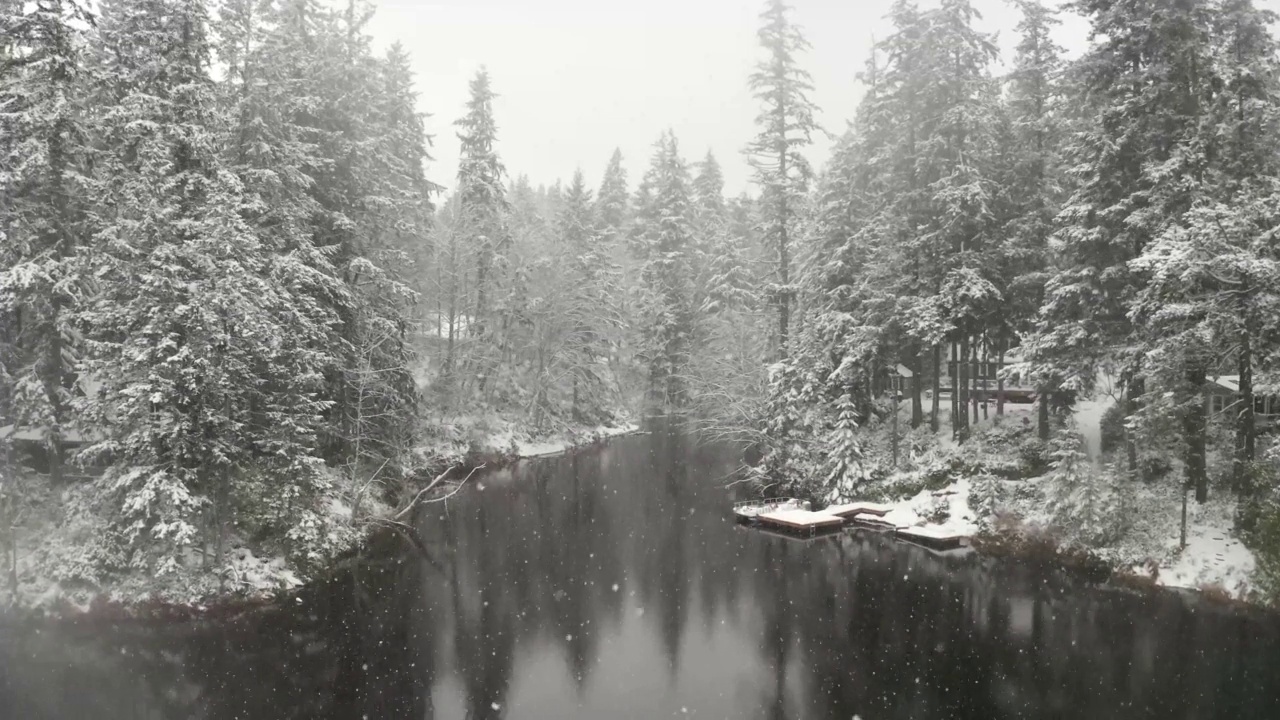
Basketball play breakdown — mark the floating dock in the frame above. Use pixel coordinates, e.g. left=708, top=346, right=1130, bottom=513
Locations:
left=749, top=525, right=846, bottom=544
left=848, top=513, right=904, bottom=531
left=757, top=509, right=844, bottom=535
left=895, top=525, right=968, bottom=550
left=824, top=501, right=894, bottom=519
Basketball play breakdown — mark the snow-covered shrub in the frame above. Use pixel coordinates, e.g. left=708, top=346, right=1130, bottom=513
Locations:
left=969, top=473, right=1002, bottom=531
left=820, top=394, right=874, bottom=503
left=1099, top=402, right=1126, bottom=457
left=1137, top=453, right=1174, bottom=482
left=283, top=508, right=359, bottom=574
left=1044, top=424, right=1129, bottom=546
left=1249, top=494, right=1280, bottom=605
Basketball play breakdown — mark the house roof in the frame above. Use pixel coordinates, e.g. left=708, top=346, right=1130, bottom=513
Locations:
left=1211, top=376, right=1241, bottom=393
left=0, top=425, right=97, bottom=443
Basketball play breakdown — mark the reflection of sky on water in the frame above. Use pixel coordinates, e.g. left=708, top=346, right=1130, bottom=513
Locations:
left=3, top=422, right=1279, bottom=720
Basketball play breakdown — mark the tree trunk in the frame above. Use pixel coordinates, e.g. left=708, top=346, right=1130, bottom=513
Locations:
left=948, top=342, right=958, bottom=440
left=1126, top=373, right=1144, bottom=475
left=930, top=344, right=941, bottom=433
left=972, top=337, right=981, bottom=426
left=962, top=338, right=967, bottom=440
left=777, top=141, right=791, bottom=358
left=996, top=340, right=1005, bottom=417
left=1235, top=329, right=1257, bottom=529
left=1185, top=367, right=1208, bottom=503
left=1037, top=385, right=1050, bottom=441
left=910, top=346, right=924, bottom=429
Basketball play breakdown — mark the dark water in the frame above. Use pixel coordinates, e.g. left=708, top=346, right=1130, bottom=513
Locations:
left=4, top=424, right=1280, bottom=719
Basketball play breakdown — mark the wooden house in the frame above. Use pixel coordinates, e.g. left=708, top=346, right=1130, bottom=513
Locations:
left=1206, top=376, right=1280, bottom=428
left=939, top=346, right=1037, bottom=403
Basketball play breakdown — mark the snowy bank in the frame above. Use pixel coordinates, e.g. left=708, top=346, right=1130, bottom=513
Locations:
left=832, top=477, right=980, bottom=539
left=414, top=415, right=640, bottom=469
left=5, top=418, right=640, bottom=617
left=975, top=472, right=1260, bottom=601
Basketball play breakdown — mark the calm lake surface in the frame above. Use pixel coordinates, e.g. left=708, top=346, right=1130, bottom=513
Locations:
left=3, top=422, right=1280, bottom=719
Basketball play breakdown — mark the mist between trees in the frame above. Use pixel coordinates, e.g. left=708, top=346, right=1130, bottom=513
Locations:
left=4, top=0, right=1280, bottom=604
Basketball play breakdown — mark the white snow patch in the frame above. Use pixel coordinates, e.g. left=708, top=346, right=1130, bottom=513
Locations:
left=1153, top=506, right=1256, bottom=597
left=873, top=477, right=980, bottom=537
left=327, top=497, right=353, bottom=520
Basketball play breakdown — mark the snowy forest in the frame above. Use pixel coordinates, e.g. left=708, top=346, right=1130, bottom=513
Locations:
left=4, top=0, right=1280, bottom=608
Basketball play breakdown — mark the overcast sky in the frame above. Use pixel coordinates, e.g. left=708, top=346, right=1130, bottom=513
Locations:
left=364, top=0, right=1094, bottom=198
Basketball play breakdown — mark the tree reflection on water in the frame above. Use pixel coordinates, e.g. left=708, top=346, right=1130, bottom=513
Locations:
left=3, top=422, right=1279, bottom=719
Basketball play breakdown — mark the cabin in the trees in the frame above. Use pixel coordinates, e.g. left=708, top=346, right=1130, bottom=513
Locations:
left=938, top=345, right=1037, bottom=403
left=1206, top=376, right=1280, bottom=429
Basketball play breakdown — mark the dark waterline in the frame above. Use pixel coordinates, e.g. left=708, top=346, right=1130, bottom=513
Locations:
left=3, top=423, right=1280, bottom=719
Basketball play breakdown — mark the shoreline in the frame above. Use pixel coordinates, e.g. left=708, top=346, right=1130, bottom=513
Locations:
left=968, top=527, right=1273, bottom=613
left=4, top=420, right=641, bottom=621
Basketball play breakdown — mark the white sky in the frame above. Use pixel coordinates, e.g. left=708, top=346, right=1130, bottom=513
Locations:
left=363, top=0, right=1092, bottom=198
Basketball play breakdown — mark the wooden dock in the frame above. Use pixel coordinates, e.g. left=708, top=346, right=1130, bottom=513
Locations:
left=824, top=501, right=894, bottom=519
left=757, top=509, right=844, bottom=535
left=750, top=525, right=845, bottom=544
left=895, top=525, right=968, bottom=550
left=849, top=513, right=903, bottom=531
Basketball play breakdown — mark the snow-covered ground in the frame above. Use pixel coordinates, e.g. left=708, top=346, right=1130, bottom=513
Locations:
left=1107, top=486, right=1258, bottom=597
left=1155, top=517, right=1256, bottom=597
left=868, top=391, right=1262, bottom=602
left=875, top=476, right=980, bottom=537
left=859, top=469, right=1260, bottom=600
left=481, top=421, right=639, bottom=460
left=7, top=417, right=640, bottom=615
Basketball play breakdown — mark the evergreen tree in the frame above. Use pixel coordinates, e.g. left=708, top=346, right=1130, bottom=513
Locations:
left=746, top=0, right=820, bottom=356
left=78, top=0, right=337, bottom=571
left=0, top=0, right=95, bottom=482
left=1002, top=0, right=1066, bottom=439
left=595, top=147, right=630, bottom=241
left=1212, top=0, right=1280, bottom=521
left=1027, top=0, right=1219, bottom=477
left=634, top=131, right=696, bottom=409
left=454, top=68, right=508, bottom=341
left=556, top=169, right=618, bottom=422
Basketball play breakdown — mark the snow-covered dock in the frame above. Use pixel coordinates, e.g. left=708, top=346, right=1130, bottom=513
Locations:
left=895, top=525, right=968, bottom=550
left=733, top=498, right=808, bottom=524
left=824, top=501, right=894, bottom=519
left=757, top=508, right=844, bottom=534
left=848, top=513, right=904, bottom=531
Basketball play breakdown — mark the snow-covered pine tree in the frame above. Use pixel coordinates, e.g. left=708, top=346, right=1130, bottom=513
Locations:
left=455, top=68, right=509, bottom=343
left=1128, top=0, right=1280, bottom=509
left=214, top=0, right=351, bottom=461
left=746, top=0, right=820, bottom=357
left=79, top=0, right=338, bottom=572
left=1210, top=0, right=1280, bottom=524
left=1044, top=422, right=1127, bottom=546
left=556, top=169, right=619, bottom=423
left=821, top=393, right=871, bottom=503
left=634, top=131, right=696, bottom=409
left=0, top=0, right=95, bottom=482
left=1000, top=0, right=1066, bottom=438
left=1027, top=0, right=1219, bottom=473
left=595, top=148, right=629, bottom=247
left=686, top=152, right=768, bottom=431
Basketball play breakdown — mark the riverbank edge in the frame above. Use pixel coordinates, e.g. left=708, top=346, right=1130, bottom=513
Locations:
left=969, top=527, right=1275, bottom=613
left=5, top=421, right=642, bottom=623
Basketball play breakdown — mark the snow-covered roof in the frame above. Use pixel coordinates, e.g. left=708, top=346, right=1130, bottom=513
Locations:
left=0, top=425, right=97, bottom=443
left=1211, top=376, right=1240, bottom=393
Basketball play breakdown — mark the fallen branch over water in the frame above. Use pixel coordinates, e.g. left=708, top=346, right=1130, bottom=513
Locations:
left=394, top=464, right=483, bottom=521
